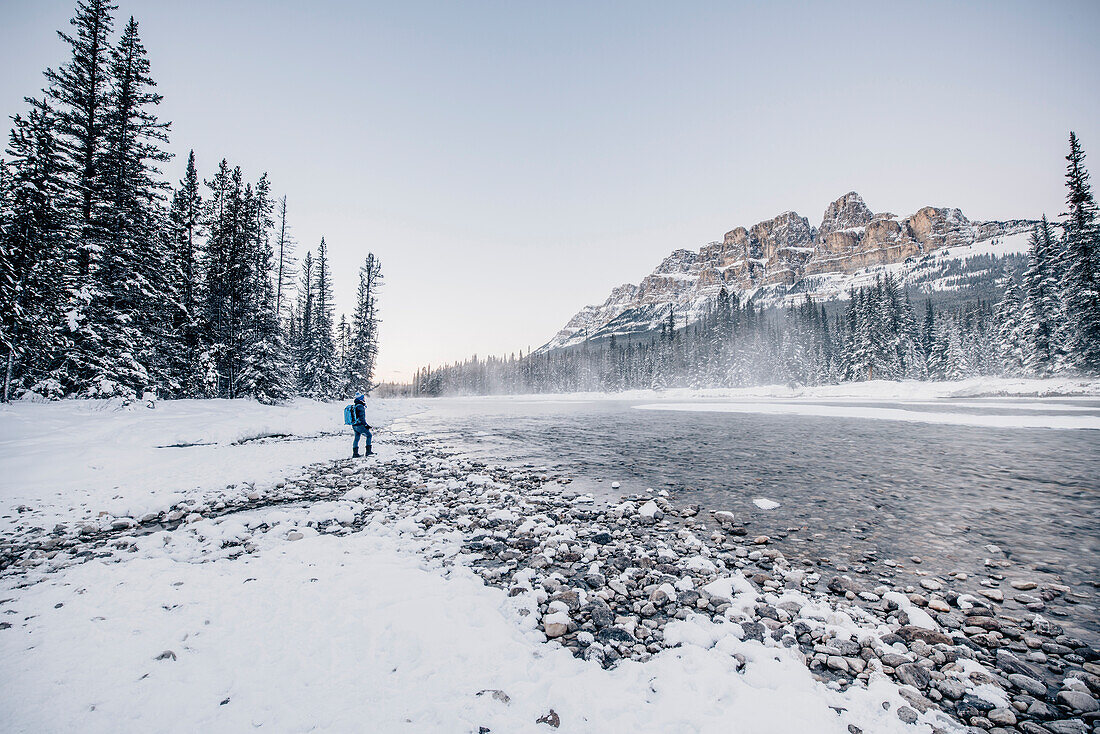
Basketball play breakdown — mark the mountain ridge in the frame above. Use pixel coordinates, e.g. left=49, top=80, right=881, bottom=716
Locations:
left=541, top=192, right=1037, bottom=351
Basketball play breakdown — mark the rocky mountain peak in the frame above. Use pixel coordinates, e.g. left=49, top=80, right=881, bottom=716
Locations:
left=818, top=192, right=873, bottom=238
left=541, top=192, right=1038, bottom=352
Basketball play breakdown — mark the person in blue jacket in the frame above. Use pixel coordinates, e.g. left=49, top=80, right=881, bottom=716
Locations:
left=351, top=393, right=372, bottom=458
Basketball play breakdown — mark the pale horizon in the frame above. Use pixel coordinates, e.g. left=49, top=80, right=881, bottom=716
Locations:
left=3, top=0, right=1098, bottom=382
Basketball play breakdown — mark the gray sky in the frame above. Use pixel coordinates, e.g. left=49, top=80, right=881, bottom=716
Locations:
left=3, top=1, right=1099, bottom=381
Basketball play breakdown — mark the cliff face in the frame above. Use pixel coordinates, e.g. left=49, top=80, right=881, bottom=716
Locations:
left=543, top=192, right=1037, bottom=351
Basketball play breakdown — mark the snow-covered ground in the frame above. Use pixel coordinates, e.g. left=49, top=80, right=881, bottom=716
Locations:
left=0, top=498, right=922, bottom=734
left=441, top=376, right=1100, bottom=403
left=0, top=395, right=938, bottom=733
left=0, top=397, right=415, bottom=538
left=1, top=384, right=1094, bottom=732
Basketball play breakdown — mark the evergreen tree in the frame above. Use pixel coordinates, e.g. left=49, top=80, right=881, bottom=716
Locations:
left=237, top=173, right=291, bottom=403
left=0, top=99, right=71, bottom=400
left=345, top=253, right=383, bottom=395
left=294, top=249, right=314, bottom=391
left=78, top=15, right=171, bottom=398
left=273, top=195, right=296, bottom=328
left=302, top=237, right=339, bottom=398
left=995, top=277, right=1026, bottom=373
left=202, top=161, right=251, bottom=397
left=44, top=0, right=116, bottom=280
left=1060, top=132, right=1100, bottom=372
left=1022, top=218, right=1060, bottom=374
left=165, top=150, right=203, bottom=394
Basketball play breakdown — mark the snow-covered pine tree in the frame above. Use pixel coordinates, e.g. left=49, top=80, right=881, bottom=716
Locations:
left=43, top=0, right=119, bottom=396
left=0, top=99, right=72, bottom=400
left=345, top=253, right=383, bottom=395
left=236, top=173, right=292, bottom=403
left=302, top=237, right=339, bottom=399
left=82, top=15, right=171, bottom=398
left=165, top=150, right=203, bottom=395
left=1022, top=218, right=1060, bottom=374
left=45, top=0, right=115, bottom=281
left=1059, top=132, right=1100, bottom=373
left=995, top=276, right=1026, bottom=374
left=273, top=195, right=296, bottom=328
left=202, top=161, right=250, bottom=397
left=293, top=249, right=314, bottom=391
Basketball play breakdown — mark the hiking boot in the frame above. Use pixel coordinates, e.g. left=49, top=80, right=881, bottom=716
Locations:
left=364, top=445, right=373, bottom=456
left=352, top=448, right=360, bottom=458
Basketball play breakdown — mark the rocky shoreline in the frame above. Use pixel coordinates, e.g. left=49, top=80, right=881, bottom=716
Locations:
left=2, top=434, right=1098, bottom=734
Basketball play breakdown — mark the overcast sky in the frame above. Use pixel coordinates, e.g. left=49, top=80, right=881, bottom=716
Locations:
left=3, top=1, right=1099, bottom=381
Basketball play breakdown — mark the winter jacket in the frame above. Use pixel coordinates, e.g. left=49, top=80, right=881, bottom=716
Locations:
left=352, top=401, right=369, bottom=428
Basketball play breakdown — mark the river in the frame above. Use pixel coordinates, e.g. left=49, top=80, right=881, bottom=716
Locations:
left=397, top=394, right=1100, bottom=641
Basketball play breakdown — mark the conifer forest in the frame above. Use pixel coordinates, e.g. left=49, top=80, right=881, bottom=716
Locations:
left=0, top=0, right=382, bottom=403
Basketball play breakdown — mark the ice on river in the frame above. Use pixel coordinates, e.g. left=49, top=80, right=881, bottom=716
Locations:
left=753, top=498, right=781, bottom=510
left=635, top=399, right=1100, bottom=430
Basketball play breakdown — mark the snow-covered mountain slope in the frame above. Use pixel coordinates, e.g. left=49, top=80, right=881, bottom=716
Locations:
left=542, top=193, right=1036, bottom=350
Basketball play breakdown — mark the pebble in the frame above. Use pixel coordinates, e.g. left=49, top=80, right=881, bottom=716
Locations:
left=1055, top=690, right=1098, bottom=712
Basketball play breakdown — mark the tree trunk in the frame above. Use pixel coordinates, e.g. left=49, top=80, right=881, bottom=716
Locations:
left=3, top=348, right=14, bottom=403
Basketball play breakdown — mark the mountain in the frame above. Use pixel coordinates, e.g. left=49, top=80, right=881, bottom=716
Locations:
left=542, top=192, right=1037, bottom=351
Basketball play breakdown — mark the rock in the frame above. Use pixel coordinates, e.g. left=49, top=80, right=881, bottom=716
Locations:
left=987, top=707, right=1016, bottom=726
left=536, top=709, right=560, bottom=728
left=827, top=655, right=850, bottom=672
left=896, top=705, right=918, bottom=724
left=832, top=639, right=860, bottom=657
left=960, top=693, right=996, bottom=712
left=1010, top=580, right=1037, bottom=590
left=752, top=536, right=770, bottom=545
left=827, top=576, right=860, bottom=595
left=898, top=687, right=936, bottom=713
left=584, top=572, right=606, bottom=590
left=1008, top=673, right=1047, bottom=697
left=584, top=600, right=614, bottom=629
left=1056, top=690, right=1099, bottom=713
left=287, top=530, right=304, bottom=541
left=933, top=679, right=967, bottom=699
left=979, top=588, right=1004, bottom=603
left=894, top=663, right=931, bottom=690
left=711, top=510, right=738, bottom=527
left=1043, top=720, right=1089, bottom=734
left=595, top=627, right=635, bottom=645
left=477, top=689, right=511, bottom=705
left=591, top=532, right=612, bottom=545
left=996, top=650, right=1044, bottom=679
left=1028, top=700, right=1060, bottom=720
left=155, top=650, right=177, bottom=661
left=542, top=612, right=571, bottom=638
left=896, top=626, right=952, bottom=646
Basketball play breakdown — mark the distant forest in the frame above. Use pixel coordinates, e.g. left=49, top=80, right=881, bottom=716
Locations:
left=415, top=135, right=1100, bottom=395
left=0, top=1, right=381, bottom=403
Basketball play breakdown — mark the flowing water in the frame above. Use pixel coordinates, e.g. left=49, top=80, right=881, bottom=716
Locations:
left=398, top=395, right=1100, bottom=640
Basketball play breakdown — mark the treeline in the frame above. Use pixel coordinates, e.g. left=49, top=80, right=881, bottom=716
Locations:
left=0, top=1, right=382, bottom=402
left=416, top=134, right=1100, bottom=395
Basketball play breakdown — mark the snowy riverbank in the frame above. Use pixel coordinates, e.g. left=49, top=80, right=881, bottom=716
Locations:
left=1, top=394, right=1098, bottom=733
left=422, top=376, right=1100, bottom=403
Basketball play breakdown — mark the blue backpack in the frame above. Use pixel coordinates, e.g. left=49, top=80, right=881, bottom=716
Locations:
left=343, top=404, right=355, bottom=425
